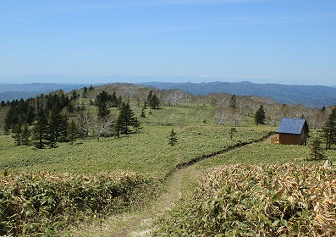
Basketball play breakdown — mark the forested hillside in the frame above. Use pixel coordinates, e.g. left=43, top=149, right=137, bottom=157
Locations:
left=0, top=83, right=333, bottom=138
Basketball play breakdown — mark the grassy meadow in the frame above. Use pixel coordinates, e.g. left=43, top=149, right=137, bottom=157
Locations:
left=1, top=94, right=335, bottom=236
left=0, top=123, right=274, bottom=179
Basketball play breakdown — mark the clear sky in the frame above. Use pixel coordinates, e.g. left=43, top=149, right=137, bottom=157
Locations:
left=0, top=0, right=336, bottom=85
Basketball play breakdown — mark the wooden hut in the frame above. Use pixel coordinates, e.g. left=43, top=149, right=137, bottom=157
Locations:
left=276, top=118, right=309, bottom=145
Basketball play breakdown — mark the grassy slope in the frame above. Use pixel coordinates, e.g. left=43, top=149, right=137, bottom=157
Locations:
left=196, top=138, right=336, bottom=171
left=0, top=124, right=274, bottom=179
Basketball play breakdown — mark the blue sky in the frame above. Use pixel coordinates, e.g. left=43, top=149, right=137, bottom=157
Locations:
left=0, top=0, right=336, bottom=85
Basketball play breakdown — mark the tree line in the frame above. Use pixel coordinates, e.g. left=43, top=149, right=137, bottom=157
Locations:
left=3, top=88, right=161, bottom=149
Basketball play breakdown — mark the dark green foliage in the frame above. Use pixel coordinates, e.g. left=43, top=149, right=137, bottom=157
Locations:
left=230, top=127, right=237, bottom=140
left=229, top=94, right=237, bottom=109
left=115, top=103, right=140, bottom=137
left=147, top=91, right=160, bottom=109
left=168, top=129, right=177, bottom=146
left=26, top=105, right=36, bottom=125
left=32, top=109, right=48, bottom=149
left=0, top=100, right=6, bottom=107
left=308, top=137, right=325, bottom=160
left=4, top=124, right=10, bottom=135
left=322, top=108, right=336, bottom=149
left=141, top=107, right=146, bottom=118
left=97, top=101, right=110, bottom=118
left=147, top=90, right=153, bottom=104
left=254, top=105, right=266, bottom=125
left=47, top=111, right=58, bottom=148
left=82, top=86, right=88, bottom=98
left=321, top=106, right=326, bottom=113
left=12, top=123, right=22, bottom=146
left=70, top=90, right=79, bottom=101
left=21, top=123, right=31, bottom=146
left=67, top=120, right=79, bottom=145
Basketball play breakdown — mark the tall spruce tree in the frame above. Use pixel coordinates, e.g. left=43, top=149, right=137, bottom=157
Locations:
left=21, top=123, right=31, bottom=146
left=147, top=91, right=153, bottom=104
left=150, top=94, right=160, bottom=109
left=254, top=105, right=266, bottom=126
left=115, top=103, right=139, bottom=137
left=309, top=137, right=325, bottom=160
left=229, top=94, right=237, bottom=109
left=33, top=108, right=48, bottom=149
left=67, top=120, right=79, bottom=145
left=322, top=108, right=336, bottom=149
left=12, top=123, right=22, bottom=146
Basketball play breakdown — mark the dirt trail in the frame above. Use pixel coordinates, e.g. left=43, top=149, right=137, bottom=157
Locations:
left=69, top=134, right=273, bottom=236
left=69, top=166, right=194, bottom=237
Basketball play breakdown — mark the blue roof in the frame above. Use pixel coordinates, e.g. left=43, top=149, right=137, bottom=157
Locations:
left=277, top=118, right=307, bottom=135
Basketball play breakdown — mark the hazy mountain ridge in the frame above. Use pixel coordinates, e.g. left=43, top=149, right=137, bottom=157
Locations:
left=142, top=81, right=336, bottom=108
left=0, top=83, right=87, bottom=101
left=1, top=81, right=336, bottom=108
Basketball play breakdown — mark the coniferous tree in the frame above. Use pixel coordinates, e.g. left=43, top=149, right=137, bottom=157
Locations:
left=21, top=123, right=31, bottom=146
left=82, top=86, right=88, bottom=98
left=115, top=103, right=139, bottom=137
left=169, top=129, right=177, bottom=146
left=115, top=115, right=122, bottom=138
left=47, top=111, right=58, bottom=148
left=254, top=105, right=266, bottom=126
left=4, top=124, right=9, bottom=135
left=229, top=94, right=237, bottom=109
left=12, top=123, right=22, bottom=146
left=147, top=91, right=153, bottom=104
left=26, top=106, right=36, bottom=125
left=141, top=107, right=146, bottom=118
left=322, top=108, right=336, bottom=149
left=97, top=102, right=110, bottom=118
left=32, top=108, right=48, bottom=149
left=150, top=94, right=160, bottom=109
left=67, top=120, right=79, bottom=145
left=230, top=127, right=237, bottom=140
left=309, top=137, right=325, bottom=160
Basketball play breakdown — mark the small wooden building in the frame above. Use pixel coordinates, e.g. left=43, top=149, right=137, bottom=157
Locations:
left=276, top=118, right=309, bottom=145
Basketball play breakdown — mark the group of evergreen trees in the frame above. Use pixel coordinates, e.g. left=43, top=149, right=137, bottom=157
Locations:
left=10, top=93, right=78, bottom=149
left=146, top=91, right=160, bottom=110
left=308, top=108, right=336, bottom=160
left=3, top=87, right=148, bottom=148
left=95, top=91, right=123, bottom=118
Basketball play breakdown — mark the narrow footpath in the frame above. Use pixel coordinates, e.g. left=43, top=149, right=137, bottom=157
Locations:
left=69, top=134, right=273, bottom=237
left=68, top=166, right=195, bottom=237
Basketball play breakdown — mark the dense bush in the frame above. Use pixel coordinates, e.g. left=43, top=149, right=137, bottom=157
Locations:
left=0, top=170, right=157, bottom=236
left=155, top=163, right=336, bottom=236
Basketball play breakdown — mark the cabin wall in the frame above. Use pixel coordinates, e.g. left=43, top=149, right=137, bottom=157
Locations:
left=279, top=134, right=302, bottom=145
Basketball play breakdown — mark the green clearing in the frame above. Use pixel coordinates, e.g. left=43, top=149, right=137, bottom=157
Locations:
left=196, top=138, right=336, bottom=171
left=0, top=124, right=274, bottom=179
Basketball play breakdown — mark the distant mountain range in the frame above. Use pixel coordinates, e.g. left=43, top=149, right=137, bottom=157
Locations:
left=142, top=81, right=336, bottom=108
left=0, top=83, right=86, bottom=102
left=1, top=81, right=336, bottom=108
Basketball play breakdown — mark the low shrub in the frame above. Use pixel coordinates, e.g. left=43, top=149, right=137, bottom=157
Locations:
left=0, top=170, right=157, bottom=236
left=155, top=163, right=336, bottom=236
